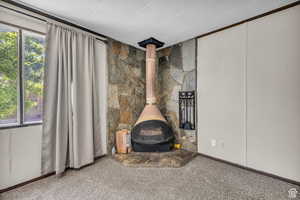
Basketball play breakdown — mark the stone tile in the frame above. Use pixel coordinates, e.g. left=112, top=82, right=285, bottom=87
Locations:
left=132, top=67, right=142, bottom=78
left=166, top=99, right=178, bottom=114
left=136, top=49, right=145, bottom=61
left=111, top=40, right=121, bottom=55
left=108, top=84, right=119, bottom=109
left=117, top=123, right=132, bottom=130
left=170, top=66, right=186, bottom=84
left=108, top=63, right=126, bottom=84
left=119, top=44, right=129, bottom=60
left=113, top=150, right=197, bottom=168
left=120, top=111, right=133, bottom=124
left=107, top=108, right=120, bottom=153
left=170, top=85, right=181, bottom=102
left=182, top=39, right=196, bottom=72
left=119, top=95, right=130, bottom=111
left=182, top=70, right=196, bottom=91
left=169, top=44, right=182, bottom=69
left=158, top=57, right=168, bottom=69
left=161, top=47, right=172, bottom=57
left=182, top=139, right=197, bottom=152
left=107, top=39, right=146, bottom=155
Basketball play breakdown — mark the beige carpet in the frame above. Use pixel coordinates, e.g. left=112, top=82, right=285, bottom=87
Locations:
left=1, top=155, right=299, bottom=200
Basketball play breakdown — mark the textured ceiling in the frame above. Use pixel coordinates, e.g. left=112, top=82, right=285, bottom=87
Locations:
left=11, top=0, right=298, bottom=49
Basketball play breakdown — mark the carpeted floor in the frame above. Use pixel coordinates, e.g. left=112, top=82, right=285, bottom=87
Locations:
left=1, top=155, right=299, bottom=200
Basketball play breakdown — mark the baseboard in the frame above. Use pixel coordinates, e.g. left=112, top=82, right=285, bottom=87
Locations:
left=198, top=153, right=300, bottom=186
left=0, top=155, right=107, bottom=194
left=0, top=172, right=55, bottom=194
left=2, top=153, right=298, bottom=194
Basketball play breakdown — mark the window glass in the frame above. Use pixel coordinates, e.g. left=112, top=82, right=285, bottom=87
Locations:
left=0, top=24, right=19, bottom=125
left=23, top=31, right=45, bottom=123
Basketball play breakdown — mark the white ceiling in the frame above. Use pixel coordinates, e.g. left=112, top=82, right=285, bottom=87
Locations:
left=13, top=0, right=297, bottom=49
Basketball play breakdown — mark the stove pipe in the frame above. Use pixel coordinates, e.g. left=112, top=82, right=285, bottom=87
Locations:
left=135, top=38, right=166, bottom=125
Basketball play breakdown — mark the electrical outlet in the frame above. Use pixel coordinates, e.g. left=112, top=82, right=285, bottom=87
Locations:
left=211, top=139, right=217, bottom=147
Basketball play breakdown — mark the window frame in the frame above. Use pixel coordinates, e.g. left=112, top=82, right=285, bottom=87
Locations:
left=0, top=22, right=45, bottom=129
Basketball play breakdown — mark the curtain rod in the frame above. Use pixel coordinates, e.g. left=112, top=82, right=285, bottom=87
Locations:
left=0, top=0, right=107, bottom=42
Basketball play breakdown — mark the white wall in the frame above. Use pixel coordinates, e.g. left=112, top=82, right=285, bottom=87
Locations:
left=0, top=126, right=42, bottom=190
left=197, top=24, right=246, bottom=165
left=246, top=5, right=300, bottom=181
left=197, top=5, right=300, bottom=181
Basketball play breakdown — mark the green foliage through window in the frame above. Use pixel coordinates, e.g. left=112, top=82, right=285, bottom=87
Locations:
left=23, top=32, right=45, bottom=123
left=0, top=23, right=45, bottom=126
left=0, top=26, right=18, bottom=124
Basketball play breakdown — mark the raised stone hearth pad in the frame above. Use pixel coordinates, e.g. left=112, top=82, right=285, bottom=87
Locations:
left=113, top=150, right=197, bottom=168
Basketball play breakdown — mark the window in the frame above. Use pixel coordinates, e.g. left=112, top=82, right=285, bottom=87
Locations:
left=23, top=31, right=45, bottom=123
left=0, top=23, right=45, bottom=127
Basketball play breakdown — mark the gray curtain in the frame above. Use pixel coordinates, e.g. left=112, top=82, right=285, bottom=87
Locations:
left=42, top=23, right=102, bottom=174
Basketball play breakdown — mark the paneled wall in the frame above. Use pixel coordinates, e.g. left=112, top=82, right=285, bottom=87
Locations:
left=197, top=25, right=246, bottom=165
left=0, top=126, right=42, bottom=190
left=197, top=5, right=300, bottom=181
left=246, top=5, right=300, bottom=181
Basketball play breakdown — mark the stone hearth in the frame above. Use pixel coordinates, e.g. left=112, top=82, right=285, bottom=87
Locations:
left=113, top=150, right=196, bottom=168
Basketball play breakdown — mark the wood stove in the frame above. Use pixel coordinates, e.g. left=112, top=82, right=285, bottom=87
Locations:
left=131, top=38, right=174, bottom=152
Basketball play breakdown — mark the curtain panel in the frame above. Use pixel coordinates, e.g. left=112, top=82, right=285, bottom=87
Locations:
left=42, top=23, right=103, bottom=174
